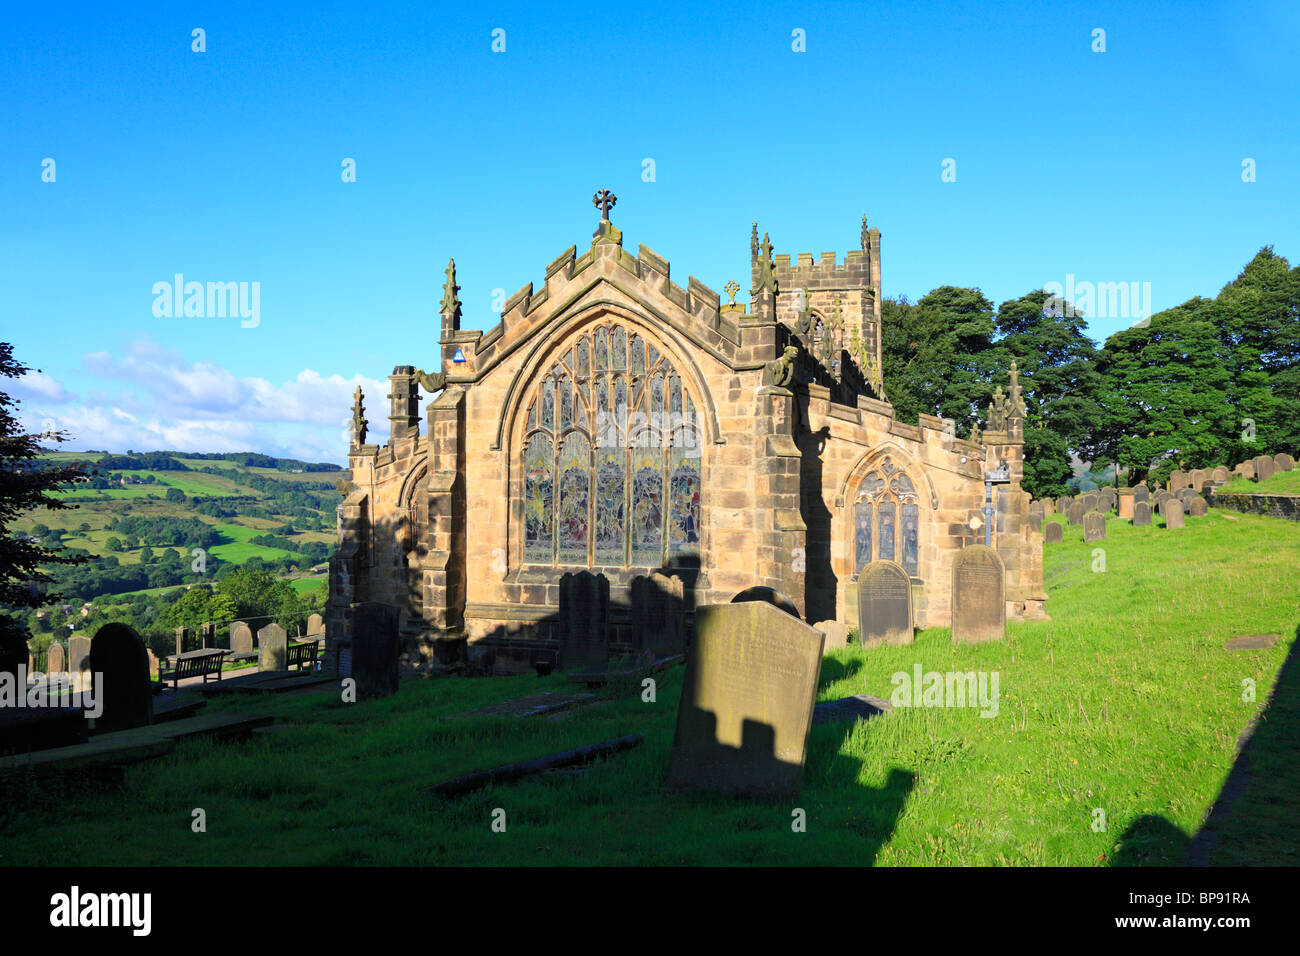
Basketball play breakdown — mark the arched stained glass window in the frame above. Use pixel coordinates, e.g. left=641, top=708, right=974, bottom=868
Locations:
left=520, top=321, right=703, bottom=567
left=853, top=457, right=921, bottom=577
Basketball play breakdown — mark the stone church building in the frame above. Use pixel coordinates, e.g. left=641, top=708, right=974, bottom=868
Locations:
left=327, top=193, right=1046, bottom=669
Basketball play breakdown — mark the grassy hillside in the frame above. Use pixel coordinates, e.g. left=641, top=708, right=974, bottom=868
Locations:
left=5, top=505, right=1295, bottom=866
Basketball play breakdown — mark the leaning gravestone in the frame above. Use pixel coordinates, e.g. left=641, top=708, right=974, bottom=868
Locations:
left=666, top=600, right=823, bottom=800
left=559, top=571, right=610, bottom=671
left=951, top=545, right=1006, bottom=644
left=1254, top=456, right=1276, bottom=482
left=1275, top=453, right=1295, bottom=471
left=1083, top=511, right=1106, bottom=542
left=1067, top=501, right=1085, bottom=526
left=1044, top=521, right=1063, bottom=543
left=257, top=623, right=288, bottom=671
left=350, top=602, right=399, bottom=697
left=856, top=560, right=913, bottom=647
left=230, top=621, right=253, bottom=656
left=307, top=613, right=324, bottom=636
left=88, top=623, right=153, bottom=732
left=1189, top=496, right=1208, bottom=517
left=1164, top=498, right=1185, bottom=529
left=630, top=572, right=685, bottom=658
left=1133, top=501, right=1152, bottom=526
left=47, top=641, right=65, bottom=674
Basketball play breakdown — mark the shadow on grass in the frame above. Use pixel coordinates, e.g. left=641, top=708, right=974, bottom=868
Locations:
left=1111, top=623, right=1300, bottom=867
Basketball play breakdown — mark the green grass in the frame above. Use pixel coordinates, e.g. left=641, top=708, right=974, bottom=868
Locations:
left=3, top=508, right=1296, bottom=866
left=208, top=524, right=298, bottom=563
left=1220, top=468, right=1300, bottom=495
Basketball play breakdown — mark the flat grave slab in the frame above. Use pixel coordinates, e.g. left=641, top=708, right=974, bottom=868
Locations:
left=812, top=694, right=893, bottom=725
left=443, top=691, right=598, bottom=721
left=1226, top=634, right=1281, bottom=651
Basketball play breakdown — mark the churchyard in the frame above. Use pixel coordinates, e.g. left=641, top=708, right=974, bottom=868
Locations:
left=3, top=503, right=1294, bottom=866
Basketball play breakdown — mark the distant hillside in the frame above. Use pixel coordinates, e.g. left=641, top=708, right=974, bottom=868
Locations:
left=15, top=451, right=345, bottom=615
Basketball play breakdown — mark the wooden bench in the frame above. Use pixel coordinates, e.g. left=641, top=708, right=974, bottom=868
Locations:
left=159, top=649, right=229, bottom=689
left=286, top=640, right=320, bottom=672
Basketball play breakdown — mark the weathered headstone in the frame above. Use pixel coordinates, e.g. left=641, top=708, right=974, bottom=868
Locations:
left=174, top=626, right=189, bottom=655
left=1099, top=488, right=1117, bottom=514
left=1188, top=496, right=1208, bottom=517
left=147, top=649, right=160, bottom=679
left=1082, top=492, right=1099, bottom=513
left=88, top=623, right=153, bottom=732
left=1028, top=500, right=1044, bottom=525
left=1083, top=511, right=1106, bottom=542
left=630, top=572, right=685, bottom=658
left=68, top=635, right=91, bottom=675
left=730, top=586, right=801, bottom=620
left=813, top=621, right=851, bottom=653
left=667, top=600, right=823, bottom=800
left=1133, top=484, right=1150, bottom=504
left=1118, top=489, right=1135, bottom=519
left=307, top=613, right=324, bottom=636
left=1189, top=469, right=1207, bottom=491
left=1164, top=498, right=1185, bottom=529
left=47, top=641, right=65, bottom=674
left=257, top=623, right=288, bottom=671
left=856, top=560, right=914, bottom=647
left=1043, top=498, right=1055, bottom=516
left=1239, top=460, right=1256, bottom=480
left=1212, top=466, right=1230, bottom=484
left=1044, top=521, right=1063, bottom=543
left=951, top=545, right=1006, bottom=644
left=559, top=571, right=610, bottom=671
left=230, top=621, right=253, bottom=656
left=1055, top=496, right=1071, bottom=513
left=1133, top=501, right=1152, bottom=526
left=1275, top=453, right=1295, bottom=471
left=1067, top=501, right=1085, bottom=526
left=1177, top=488, right=1197, bottom=504
left=1254, top=456, right=1276, bottom=482
left=350, top=602, right=399, bottom=697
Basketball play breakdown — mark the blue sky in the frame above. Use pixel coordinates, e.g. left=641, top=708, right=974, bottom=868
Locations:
left=2, top=0, right=1297, bottom=463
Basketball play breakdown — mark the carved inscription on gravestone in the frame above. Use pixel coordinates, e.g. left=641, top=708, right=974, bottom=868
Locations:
left=951, top=545, right=1006, bottom=644
left=857, top=560, right=913, bottom=647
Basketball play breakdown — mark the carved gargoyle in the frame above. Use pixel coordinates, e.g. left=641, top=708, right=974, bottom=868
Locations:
left=765, top=346, right=800, bottom=388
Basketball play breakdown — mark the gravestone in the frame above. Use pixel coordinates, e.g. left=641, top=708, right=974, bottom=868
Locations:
left=951, top=545, right=1006, bottom=644
left=47, top=641, right=65, bottom=674
left=813, top=621, right=851, bottom=653
left=1081, top=492, right=1099, bottom=513
left=630, top=572, right=685, bottom=658
left=1028, top=500, right=1044, bottom=524
left=1189, top=469, right=1207, bottom=491
left=68, top=635, right=91, bottom=675
left=1275, top=453, right=1295, bottom=471
left=1212, top=466, right=1230, bottom=484
left=856, top=560, right=913, bottom=647
left=730, top=586, right=801, bottom=620
left=1254, top=456, right=1276, bottom=482
left=667, top=600, right=823, bottom=800
left=1164, top=498, right=1185, bottom=529
left=88, top=623, right=153, bottom=732
left=200, top=622, right=216, bottom=648
left=1169, top=470, right=1190, bottom=492
left=1239, top=460, right=1256, bottom=479
left=1188, top=496, right=1208, bottom=517
left=174, top=627, right=189, bottom=655
left=307, top=613, right=324, bottom=636
left=1099, top=488, right=1117, bottom=513
left=147, top=649, right=160, bottom=679
left=257, top=623, right=288, bottom=671
left=1118, top=490, right=1135, bottom=519
left=1133, top=484, right=1150, bottom=504
left=230, top=621, right=253, bottom=656
left=1067, top=501, right=1085, bottom=526
left=1177, top=488, right=1197, bottom=504
left=1044, top=521, right=1063, bottom=543
left=1083, top=511, right=1106, bottom=542
left=1043, top=498, right=1055, bottom=516
left=559, top=571, right=610, bottom=671
left=350, top=602, right=400, bottom=697
left=1133, top=501, right=1152, bottom=526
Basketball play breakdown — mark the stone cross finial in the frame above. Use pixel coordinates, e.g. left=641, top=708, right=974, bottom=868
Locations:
left=350, top=386, right=368, bottom=446
left=724, top=280, right=740, bottom=304
left=861, top=215, right=869, bottom=250
left=593, top=189, right=617, bottom=221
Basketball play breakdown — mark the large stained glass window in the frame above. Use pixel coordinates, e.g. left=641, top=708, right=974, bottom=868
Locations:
left=520, top=322, right=702, bottom=567
left=852, top=458, right=920, bottom=577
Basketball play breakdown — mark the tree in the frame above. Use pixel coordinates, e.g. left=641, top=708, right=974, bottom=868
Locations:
left=0, top=342, right=88, bottom=660
left=165, top=487, right=186, bottom=503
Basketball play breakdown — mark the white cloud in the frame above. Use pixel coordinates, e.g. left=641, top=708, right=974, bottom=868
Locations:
left=21, top=339, right=395, bottom=462
left=12, top=369, right=73, bottom=403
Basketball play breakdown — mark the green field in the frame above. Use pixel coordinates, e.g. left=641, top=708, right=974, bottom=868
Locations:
left=209, top=523, right=299, bottom=563
left=4, top=505, right=1295, bottom=866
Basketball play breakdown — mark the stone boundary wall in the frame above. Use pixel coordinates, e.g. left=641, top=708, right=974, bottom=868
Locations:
left=1208, top=492, right=1300, bottom=521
